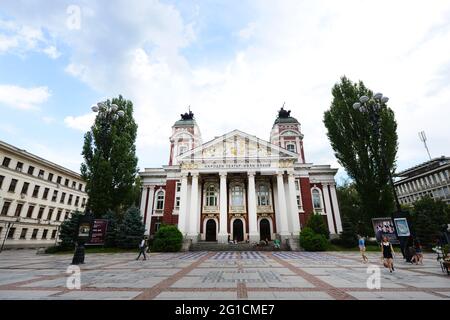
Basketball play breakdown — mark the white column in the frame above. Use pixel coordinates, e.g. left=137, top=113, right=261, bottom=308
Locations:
left=287, top=173, right=301, bottom=236
left=329, top=183, right=343, bottom=233
left=322, top=184, right=337, bottom=234
left=145, top=186, right=155, bottom=235
left=247, top=171, right=258, bottom=242
left=276, top=172, right=290, bottom=237
left=188, top=172, right=199, bottom=242
left=218, top=172, right=228, bottom=243
left=178, top=173, right=189, bottom=236
left=139, top=187, right=148, bottom=217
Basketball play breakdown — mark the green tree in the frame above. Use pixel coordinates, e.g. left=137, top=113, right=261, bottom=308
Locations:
left=306, top=213, right=330, bottom=239
left=58, top=211, right=83, bottom=249
left=412, top=196, right=450, bottom=247
left=339, top=216, right=358, bottom=248
left=324, top=76, right=398, bottom=221
left=337, top=181, right=372, bottom=236
left=116, top=206, right=145, bottom=249
left=81, top=95, right=140, bottom=217
left=299, top=227, right=328, bottom=251
left=102, top=210, right=119, bottom=248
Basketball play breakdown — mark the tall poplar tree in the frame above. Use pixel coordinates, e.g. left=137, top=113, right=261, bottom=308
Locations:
left=81, top=95, right=139, bottom=217
left=324, top=76, right=398, bottom=225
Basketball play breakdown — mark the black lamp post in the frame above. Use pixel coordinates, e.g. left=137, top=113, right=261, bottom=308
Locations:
left=353, top=93, right=412, bottom=259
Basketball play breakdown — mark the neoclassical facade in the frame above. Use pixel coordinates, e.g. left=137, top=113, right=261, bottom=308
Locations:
left=139, top=108, right=343, bottom=245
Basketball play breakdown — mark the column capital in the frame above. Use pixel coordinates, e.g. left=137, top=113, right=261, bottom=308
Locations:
left=247, top=171, right=256, bottom=178
left=190, top=171, right=199, bottom=178
left=180, top=172, right=189, bottom=179
left=219, top=172, right=227, bottom=178
left=277, top=171, right=284, bottom=177
left=287, top=172, right=296, bottom=178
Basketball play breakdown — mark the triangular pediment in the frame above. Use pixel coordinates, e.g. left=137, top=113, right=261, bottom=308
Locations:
left=177, top=129, right=298, bottom=163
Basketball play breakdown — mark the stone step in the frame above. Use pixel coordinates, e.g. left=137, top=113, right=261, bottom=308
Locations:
left=190, top=241, right=287, bottom=251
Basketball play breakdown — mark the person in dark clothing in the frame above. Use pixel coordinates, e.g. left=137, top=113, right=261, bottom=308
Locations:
left=381, top=236, right=395, bottom=273
left=136, top=237, right=147, bottom=261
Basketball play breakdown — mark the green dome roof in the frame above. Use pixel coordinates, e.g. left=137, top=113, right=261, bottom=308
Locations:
left=274, top=116, right=299, bottom=125
left=174, top=119, right=196, bottom=126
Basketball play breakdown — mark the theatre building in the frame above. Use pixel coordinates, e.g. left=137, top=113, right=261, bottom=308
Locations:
left=139, top=108, right=343, bottom=247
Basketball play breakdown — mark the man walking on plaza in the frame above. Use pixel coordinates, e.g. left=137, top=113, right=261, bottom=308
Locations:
left=136, top=237, right=147, bottom=261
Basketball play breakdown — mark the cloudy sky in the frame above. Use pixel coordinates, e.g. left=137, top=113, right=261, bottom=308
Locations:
left=1, top=0, right=449, bottom=183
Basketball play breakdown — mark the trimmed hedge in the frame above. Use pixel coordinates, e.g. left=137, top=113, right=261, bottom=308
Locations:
left=299, top=227, right=328, bottom=251
left=306, top=214, right=330, bottom=239
left=151, top=225, right=183, bottom=252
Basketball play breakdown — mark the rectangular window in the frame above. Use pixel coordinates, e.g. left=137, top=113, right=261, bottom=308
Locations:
left=51, top=230, right=57, bottom=239
left=78, top=183, right=83, bottom=191
left=176, top=182, right=181, bottom=192
left=52, top=190, right=58, bottom=202
left=175, top=196, right=180, bottom=209
left=37, top=207, right=45, bottom=219
left=60, top=192, right=66, bottom=204
left=20, top=228, right=28, bottom=239
left=16, top=162, right=23, bottom=172
left=7, top=227, right=15, bottom=239
left=32, top=185, right=40, bottom=198
left=56, top=176, right=62, bottom=184
left=48, top=173, right=54, bottom=182
left=72, top=181, right=76, bottom=188
left=2, top=157, right=11, bottom=167
left=27, top=166, right=35, bottom=175
left=154, top=222, right=161, bottom=233
left=38, top=170, right=44, bottom=179
left=56, top=210, right=62, bottom=221
left=14, top=203, right=23, bottom=217
left=81, top=198, right=86, bottom=208
left=43, top=188, right=50, bottom=200
left=47, top=208, right=54, bottom=220
left=64, top=211, right=69, bottom=220
left=42, top=229, right=48, bottom=239
left=21, top=182, right=30, bottom=195
left=26, top=205, right=35, bottom=218
left=31, top=229, right=38, bottom=239
left=0, top=175, right=4, bottom=189
left=1, top=201, right=11, bottom=216
left=65, top=178, right=69, bottom=186
left=68, top=194, right=73, bottom=205
left=75, top=196, right=80, bottom=206
left=8, top=179, right=18, bottom=192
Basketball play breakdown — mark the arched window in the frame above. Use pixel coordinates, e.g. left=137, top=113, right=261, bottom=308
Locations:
left=156, top=190, right=165, bottom=210
left=231, top=185, right=244, bottom=206
left=178, top=145, right=188, bottom=155
left=257, top=184, right=270, bottom=206
left=206, top=184, right=218, bottom=207
left=312, top=189, right=322, bottom=210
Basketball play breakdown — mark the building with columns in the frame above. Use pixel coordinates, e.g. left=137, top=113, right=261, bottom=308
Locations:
left=139, top=108, right=343, bottom=246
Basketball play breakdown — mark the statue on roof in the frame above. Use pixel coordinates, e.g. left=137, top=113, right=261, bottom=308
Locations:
left=180, top=106, right=194, bottom=120
left=278, top=103, right=291, bottom=118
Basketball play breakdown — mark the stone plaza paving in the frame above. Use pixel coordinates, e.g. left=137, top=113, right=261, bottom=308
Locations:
left=0, top=250, right=449, bottom=300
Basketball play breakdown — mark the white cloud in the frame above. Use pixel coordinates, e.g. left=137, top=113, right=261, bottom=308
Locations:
left=2, top=0, right=450, bottom=175
left=42, top=46, right=61, bottom=59
left=0, top=85, right=50, bottom=110
left=64, top=113, right=95, bottom=132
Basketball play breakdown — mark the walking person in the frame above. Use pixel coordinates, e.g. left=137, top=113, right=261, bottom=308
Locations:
left=381, top=236, right=395, bottom=273
left=136, top=237, right=147, bottom=261
left=358, top=235, right=368, bottom=263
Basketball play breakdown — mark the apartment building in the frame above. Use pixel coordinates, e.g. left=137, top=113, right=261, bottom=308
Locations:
left=0, top=140, right=88, bottom=249
left=394, top=156, right=450, bottom=206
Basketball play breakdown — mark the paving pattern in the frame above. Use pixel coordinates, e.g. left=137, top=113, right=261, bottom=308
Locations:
left=0, top=250, right=448, bottom=300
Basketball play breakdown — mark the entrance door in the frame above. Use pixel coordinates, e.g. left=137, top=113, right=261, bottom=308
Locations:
left=233, top=219, right=244, bottom=242
left=260, top=219, right=271, bottom=241
left=205, top=219, right=217, bottom=241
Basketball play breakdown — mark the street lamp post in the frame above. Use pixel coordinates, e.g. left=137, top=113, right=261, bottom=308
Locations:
left=353, top=93, right=411, bottom=259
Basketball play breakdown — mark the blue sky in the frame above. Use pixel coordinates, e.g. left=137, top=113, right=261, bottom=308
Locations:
left=1, top=0, right=450, bottom=184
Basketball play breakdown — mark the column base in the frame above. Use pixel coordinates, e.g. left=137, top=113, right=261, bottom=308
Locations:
left=218, top=233, right=229, bottom=244
left=186, top=234, right=199, bottom=244
left=248, top=233, right=260, bottom=243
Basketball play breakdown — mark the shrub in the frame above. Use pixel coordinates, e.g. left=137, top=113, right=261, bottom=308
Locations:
left=102, top=210, right=119, bottom=248
left=151, top=225, right=183, bottom=252
left=306, top=213, right=330, bottom=239
left=299, top=227, right=328, bottom=251
left=338, top=216, right=358, bottom=248
left=58, top=211, right=84, bottom=249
